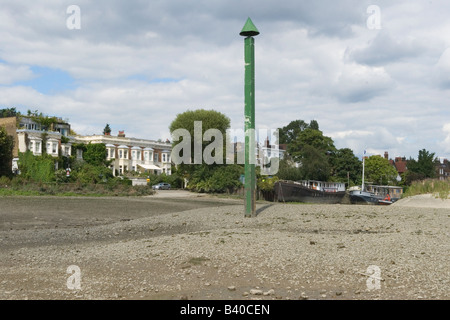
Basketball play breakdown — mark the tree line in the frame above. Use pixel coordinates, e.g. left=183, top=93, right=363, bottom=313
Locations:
left=0, top=107, right=443, bottom=194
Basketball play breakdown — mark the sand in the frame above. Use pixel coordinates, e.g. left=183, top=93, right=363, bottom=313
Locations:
left=0, top=192, right=448, bottom=300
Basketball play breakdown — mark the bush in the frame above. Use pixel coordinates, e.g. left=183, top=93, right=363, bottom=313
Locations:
left=0, top=176, right=11, bottom=187
left=73, top=163, right=114, bottom=184
left=403, top=179, right=450, bottom=200
left=18, top=151, right=55, bottom=183
left=190, top=165, right=243, bottom=193
left=257, top=176, right=279, bottom=192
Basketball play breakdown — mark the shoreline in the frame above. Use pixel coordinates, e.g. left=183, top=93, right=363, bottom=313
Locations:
left=1, top=194, right=449, bottom=300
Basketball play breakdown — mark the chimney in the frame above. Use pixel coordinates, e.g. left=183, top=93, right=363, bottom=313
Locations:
left=384, top=151, right=389, bottom=160
left=118, top=130, right=125, bottom=138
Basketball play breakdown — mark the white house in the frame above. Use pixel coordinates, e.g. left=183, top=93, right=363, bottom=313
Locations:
left=75, top=132, right=172, bottom=176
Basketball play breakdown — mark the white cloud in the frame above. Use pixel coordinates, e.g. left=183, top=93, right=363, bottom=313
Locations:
left=0, top=0, right=449, bottom=160
left=0, top=64, right=34, bottom=85
left=441, top=123, right=450, bottom=154
left=332, top=63, right=394, bottom=103
left=433, top=48, right=450, bottom=89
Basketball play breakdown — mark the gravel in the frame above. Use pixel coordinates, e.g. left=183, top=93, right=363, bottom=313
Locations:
left=0, top=193, right=448, bottom=300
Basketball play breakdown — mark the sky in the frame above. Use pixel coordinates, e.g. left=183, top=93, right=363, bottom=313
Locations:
left=0, top=0, right=449, bottom=161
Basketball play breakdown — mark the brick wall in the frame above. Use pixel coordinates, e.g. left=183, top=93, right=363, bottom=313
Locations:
left=0, top=117, right=19, bottom=157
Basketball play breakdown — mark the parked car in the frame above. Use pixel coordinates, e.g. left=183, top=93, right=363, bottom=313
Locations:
left=152, top=182, right=171, bottom=190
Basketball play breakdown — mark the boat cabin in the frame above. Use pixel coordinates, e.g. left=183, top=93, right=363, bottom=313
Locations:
left=298, top=180, right=346, bottom=193
left=365, top=185, right=403, bottom=200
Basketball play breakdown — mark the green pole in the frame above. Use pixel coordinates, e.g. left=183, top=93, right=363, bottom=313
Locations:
left=240, top=18, right=259, bottom=217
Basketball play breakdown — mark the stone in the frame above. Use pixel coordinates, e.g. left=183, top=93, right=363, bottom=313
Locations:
left=250, top=289, right=263, bottom=295
left=263, top=289, right=275, bottom=296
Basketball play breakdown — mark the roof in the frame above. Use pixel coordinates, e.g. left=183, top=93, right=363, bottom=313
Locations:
left=394, top=160, right=407, bottom=173
left=137, top=164, right=162, bottom=171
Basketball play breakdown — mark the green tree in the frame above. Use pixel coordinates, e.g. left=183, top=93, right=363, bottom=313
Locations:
left=330, top=148, right=362, bottom=185
left=0, top=126, right=14, bottom=177
left=364, top=155, right=398, bottom=185
left=276, top=157, right=303, bottom=181
left=287, top=128, right=336, bottom=181
left=103, top=124, right=111, bottom=135
left=169, top=109, right=239, bottom=192
left=407, top=149, right=436, bottom=179
left=299, top=144, right=332, bottom=181
left=278, top=119, right=309, bottom=145
left=83, top=143, right=109, bottom=166
left=0, top=107, right=19, bottom=118
left=289, top=128, right=336, bottom=156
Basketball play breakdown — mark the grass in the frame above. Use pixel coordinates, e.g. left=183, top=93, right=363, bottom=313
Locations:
left=403, top=179, right=450, bottom=200
left=0, top=178, right=155, bottom=197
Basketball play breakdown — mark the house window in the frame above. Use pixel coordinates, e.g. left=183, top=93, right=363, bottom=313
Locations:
left=29, top=141, right=33, bottom=151
left=110, top=148, right=115, bottom=158
left=137, top=151, right=141, bottom=160
left=119, top=150, right=123, bottom=158
left=52, top=143, right=57, bottom=154
left=144, top=152, right=149, bottom=161
left=124, top=150, right=128, bottom=159
left=132, top=150, right=136, bottom=159
left=154, top=153, right=158, bottom=162
left=162, top=153, right=166, bottom=162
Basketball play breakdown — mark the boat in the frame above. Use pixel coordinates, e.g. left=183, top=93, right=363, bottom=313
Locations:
left=274, top=180, right=346, bottom=204
left=349, top=187, right=398, bottom=205
left=349, top=152, right=401, bottom=205
left=348, top=188, right=380, bottom=205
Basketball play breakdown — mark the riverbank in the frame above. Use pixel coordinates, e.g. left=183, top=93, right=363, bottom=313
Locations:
left=0, top=194, right=448, bottom=300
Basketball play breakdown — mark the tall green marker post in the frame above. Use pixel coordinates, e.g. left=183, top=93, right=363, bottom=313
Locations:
left=240, top=18, right=259, bottom=217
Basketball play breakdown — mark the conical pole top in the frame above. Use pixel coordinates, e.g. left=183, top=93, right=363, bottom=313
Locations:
left=240, top=17, right=259, bottom=37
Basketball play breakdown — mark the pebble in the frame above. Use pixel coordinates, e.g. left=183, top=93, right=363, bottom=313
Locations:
left=263, top=289, right=275, bottom=296
left=299, top=292, right=309, bottom=300
left=250, top=289, right=263, bottom=295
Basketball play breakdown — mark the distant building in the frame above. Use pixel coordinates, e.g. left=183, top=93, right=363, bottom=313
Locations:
left=1, top=113, right=172, bottom=176
left=0, top=115, right=72, bottom=172
left=384, top=151, right=408, bottom=181
left=231, top=138, right=286, bottom=166
left=436, top=158, right=450, bottom=180
left=258, top=137, right=286, bottom=167
left=75, top=131, right=172, bottom=176
left=0, top=117, right=19, bottom=158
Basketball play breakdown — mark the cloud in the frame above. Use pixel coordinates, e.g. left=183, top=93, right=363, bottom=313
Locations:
left=441, top=123, right=450, bottom=154
left=0, top=0, right=449, bottom=161
left=331, top=63, right=394, bottom=103
left=0, top=63, right=34, bottom=85
left=348, top=32, right=427, bottom=66
left=433, top=48, right=450, bottom=89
